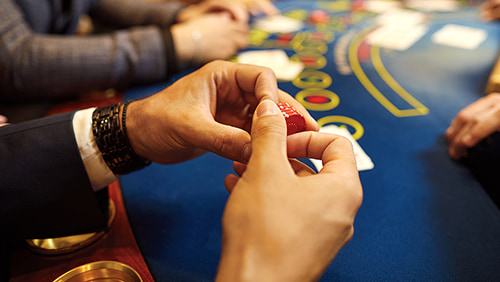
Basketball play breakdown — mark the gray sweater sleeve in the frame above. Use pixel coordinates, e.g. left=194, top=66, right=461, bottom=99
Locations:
left=90, top=0, right=186, bottom=28
left=0, top=0, right=185, bottom=99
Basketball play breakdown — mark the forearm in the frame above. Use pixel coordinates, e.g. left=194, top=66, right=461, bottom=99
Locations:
left=1, top=26, right=169, bottom=99
left=0, top=0, right=175, bottom=99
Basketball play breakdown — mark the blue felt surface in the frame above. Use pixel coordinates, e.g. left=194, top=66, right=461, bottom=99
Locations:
left=120, top=1, right=500, bottom=281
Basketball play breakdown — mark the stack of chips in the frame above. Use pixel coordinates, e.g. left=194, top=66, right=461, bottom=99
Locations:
left=277, top=102, right=306, bottom=135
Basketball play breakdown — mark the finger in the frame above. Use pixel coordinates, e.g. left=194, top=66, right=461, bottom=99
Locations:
left=247, top=99, right=289, bottom=170
left=248, top=7, right=260, bottom=16
left=222, top=3, right=250, bottom=24
left=465, top=108, right=500, bottom=145
left=445, top=99, right=489, bottom=142
left=252, top=1, right=280, bottom=16
left=446, top=110, right=475, bottom=142
left=445, top=118, right=460, bottom=143
left=449, top=106, right=500, bottom=159
left=481, top=0, right=500, bottom=21
left=204, top=61, right=278, bottom=106
left=231, top=23, right=250, bottom=49
left=233, top=63, right=280, bottom=102
left=202, top=2, right=249, bottom=24
left=224, top=174, right=239, bottom=193
left=233, top=161, right=248, bottom=177
left=285, top=132, right=358, bottom=176
left=278, top=89, right=319, bottom=132
left=192, top=119, right=252, bottom=163
left=288, top=158, right=316, bottom=176
left=446, top=94, right=500, bottom=157
left=448, top=121, right=474, bottom=160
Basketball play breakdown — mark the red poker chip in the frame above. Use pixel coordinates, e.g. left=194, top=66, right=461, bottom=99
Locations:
left=308, top=10, right=330, bottom=24
left=277, top=102, right=306, bottom=135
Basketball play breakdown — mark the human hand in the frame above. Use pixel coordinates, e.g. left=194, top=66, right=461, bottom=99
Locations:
left=172, top=13, right=249, bottom=64
left=126, top=61, right=318, bottom=165
left=445, top=93, right=500, bottom=160
left=177, top=0, right=249, bottom=24
left=220, top=0, right=279, bottom=16
left=480, top=0, right=500, bottom=21
left=0, top=114, right=8, bottom=127
left=217, top=100, right=363, bottom=281
left=176, top=0, right=278, bottom=17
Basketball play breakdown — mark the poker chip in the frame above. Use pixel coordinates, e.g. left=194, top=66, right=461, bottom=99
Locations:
left=277, top=102, right=306, bottom=135
left=308, top=10, right=330, bottom=25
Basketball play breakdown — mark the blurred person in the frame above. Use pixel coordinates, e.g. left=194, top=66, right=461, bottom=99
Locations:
left=0, top=0, right=249, bottom=100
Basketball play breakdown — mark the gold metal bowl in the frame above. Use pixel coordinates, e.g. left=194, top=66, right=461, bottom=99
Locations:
left=52, top=261, right=142, bottom=282
left=26, top=200, right=116, bottom=255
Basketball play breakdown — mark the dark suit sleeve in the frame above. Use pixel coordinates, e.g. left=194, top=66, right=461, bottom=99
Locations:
left=0, top=112, right=108, bottom=239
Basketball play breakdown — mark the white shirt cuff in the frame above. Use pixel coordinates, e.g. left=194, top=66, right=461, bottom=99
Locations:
left=73, top=108, right=117, bottom=191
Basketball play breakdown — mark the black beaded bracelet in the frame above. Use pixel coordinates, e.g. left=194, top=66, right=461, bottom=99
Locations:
left=92, top=101, right=151, bottom=175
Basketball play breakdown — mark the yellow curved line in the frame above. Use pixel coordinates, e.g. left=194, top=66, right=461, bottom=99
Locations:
left=348, top=28, right=429, bottom=117
left=371, top=46, right=429, bottom=115
left=317, top=115, right=364, bottom=140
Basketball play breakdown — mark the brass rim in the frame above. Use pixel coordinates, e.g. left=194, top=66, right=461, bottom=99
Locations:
left=52, top=260, right=142, bottom=282
left=26, top=199, right=116, bottom=255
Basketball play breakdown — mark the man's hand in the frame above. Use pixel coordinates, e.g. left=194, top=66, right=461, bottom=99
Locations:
left=126, top=61, right=318, bottom=164
left=0, top=114, right=8, bottom=127
left=177, top=0, right=249, bottom=24
left=480, top=0, right=500, bottom=21
left=172, top=14, right=249, bottom=64
left=222, top=0, right=279, bottom=16
left=446, top=93, right=500, bottom=159
left=217, top=100, right=363, bottom=281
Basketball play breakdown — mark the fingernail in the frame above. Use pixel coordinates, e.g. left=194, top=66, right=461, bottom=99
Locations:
left=256, top=100, right=278, bottom=118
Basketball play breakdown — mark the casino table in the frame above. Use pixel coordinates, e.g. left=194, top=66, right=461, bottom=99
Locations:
left=119, top=1, right=500, bottom=281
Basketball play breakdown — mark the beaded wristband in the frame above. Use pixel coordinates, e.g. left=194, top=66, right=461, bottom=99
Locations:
left=92, top=101, right=151, bottom=175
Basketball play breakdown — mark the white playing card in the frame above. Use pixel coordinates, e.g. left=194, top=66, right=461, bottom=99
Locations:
left=405, top=0, right=459, bottom=11
left=253, top=15, right=304, bottom=33
left=375, top=8, right=427, bottom=27
left=364, top=0, right=402, bottom=14
left=367, top=9, right=428, bottom=51
left=432, top=24, right=487, bottom=50
left=237, top=50, right=304, bottom=81
left=367, top=24, right=428, bottom=51
left=309, top=125, right=374, bottom=171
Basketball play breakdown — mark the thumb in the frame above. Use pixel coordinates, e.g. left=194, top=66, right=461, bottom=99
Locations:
left=249, top=99, right=288, bottom=166
left=193, top=120, right=252, bottom=163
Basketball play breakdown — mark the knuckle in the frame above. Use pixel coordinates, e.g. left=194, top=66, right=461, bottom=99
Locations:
left=253, top=121, right=284, bottom=138
left=332, top=135, right=355, bottom=152
left=212, top=131, right=235, bottom=154
left=352, top=186, right=364, bottom=210
left=344, top=226, right=355, bottom=242
left=336, top=135, right=353, bottom=146
left=455, top=112, right=470, bottom=122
